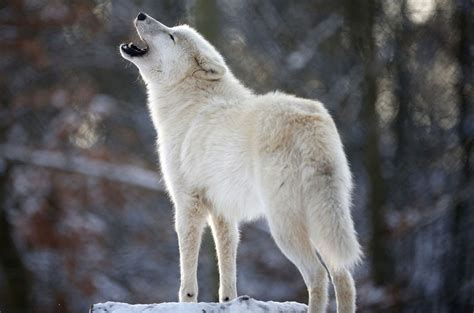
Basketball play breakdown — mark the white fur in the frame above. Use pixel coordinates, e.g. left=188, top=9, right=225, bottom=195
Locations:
left=121, top=13, right=362, bottom=313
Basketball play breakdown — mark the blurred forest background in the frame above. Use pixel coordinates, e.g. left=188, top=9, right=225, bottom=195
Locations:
left=0, top=0, right=472, bottom=312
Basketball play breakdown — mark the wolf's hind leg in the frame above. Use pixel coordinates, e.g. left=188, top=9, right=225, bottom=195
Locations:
left=330, top=268, right=356, bottom=313
left=209, top=213, right=239, bottom=302
left=266, top=211, right=329, bottom=313
left=175, top=198, right=208, bottom=303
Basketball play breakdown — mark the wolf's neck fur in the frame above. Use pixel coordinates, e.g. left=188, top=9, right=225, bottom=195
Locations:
left=146, top=72, right=252, bottom=138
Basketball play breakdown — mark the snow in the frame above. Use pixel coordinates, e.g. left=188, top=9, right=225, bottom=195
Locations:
left=90, top=296, right=307, bottom=313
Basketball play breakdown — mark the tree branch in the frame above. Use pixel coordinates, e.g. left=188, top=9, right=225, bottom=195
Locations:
left=0, top=144, right=166, bottom=192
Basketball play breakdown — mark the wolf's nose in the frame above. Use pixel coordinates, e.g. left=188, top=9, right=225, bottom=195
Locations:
left=137, top=12, right=147, bottom=21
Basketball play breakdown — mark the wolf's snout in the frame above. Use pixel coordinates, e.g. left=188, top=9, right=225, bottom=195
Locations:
left=134, top=13, right=171, bottom=34
left=137, top=12, right=147, bottom=21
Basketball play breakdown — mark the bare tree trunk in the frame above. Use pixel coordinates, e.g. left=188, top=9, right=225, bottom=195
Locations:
left=393, top=1, right=411, bottom=167
left=0, top=31, right=31, bottom=310
left=0, top=162, right=32, bottom=313
left=345, top=0, right=394, bottom=286
left=194, top=0, right=220, bottom=45
left=446, top=0, right=473, bottom=310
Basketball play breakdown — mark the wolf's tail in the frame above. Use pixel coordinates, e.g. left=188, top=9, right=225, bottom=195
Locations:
left=303, top=169, right=362, bottom=271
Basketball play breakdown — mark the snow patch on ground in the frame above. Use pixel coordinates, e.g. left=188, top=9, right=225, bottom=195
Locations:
left=91, top=296, right=307, bottom=313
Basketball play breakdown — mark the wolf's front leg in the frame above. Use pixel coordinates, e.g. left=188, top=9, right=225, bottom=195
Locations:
left=175, top=198, right=208, bottom=302
left=209, top=213, right=239, bottom=302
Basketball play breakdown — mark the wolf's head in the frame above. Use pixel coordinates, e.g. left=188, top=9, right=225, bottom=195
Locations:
left=120, top=12, right=227, bottom=87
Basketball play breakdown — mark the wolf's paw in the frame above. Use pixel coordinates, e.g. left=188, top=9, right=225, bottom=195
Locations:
left=179, top=288, right=198, bottom=303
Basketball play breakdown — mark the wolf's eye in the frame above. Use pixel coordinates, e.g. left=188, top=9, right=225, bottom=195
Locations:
left=169, top=34, right=175, bottom=42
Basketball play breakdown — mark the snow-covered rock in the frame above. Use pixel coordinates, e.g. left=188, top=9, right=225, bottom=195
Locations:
left=90, top=296, right=307, bottom=313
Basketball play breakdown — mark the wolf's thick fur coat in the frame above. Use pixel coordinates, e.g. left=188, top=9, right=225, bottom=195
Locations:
left=120, top=13, right=362, bottom=313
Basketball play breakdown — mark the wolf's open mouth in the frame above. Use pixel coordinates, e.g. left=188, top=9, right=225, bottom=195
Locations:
left=121, top=42, right=148, bottom=57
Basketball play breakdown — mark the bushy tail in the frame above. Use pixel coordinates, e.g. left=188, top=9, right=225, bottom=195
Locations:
left=304, top=173, right=362, bottom=271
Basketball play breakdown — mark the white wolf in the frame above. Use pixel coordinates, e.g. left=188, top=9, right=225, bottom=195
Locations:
left=120, top=12, right=362, bottom=313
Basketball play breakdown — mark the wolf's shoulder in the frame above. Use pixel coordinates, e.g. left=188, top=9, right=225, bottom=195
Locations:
left=248, top=91, right=329, bottom=116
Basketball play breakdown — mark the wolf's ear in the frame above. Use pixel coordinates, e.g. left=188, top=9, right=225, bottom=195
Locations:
left=194, top=53, right=226, bottom=81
